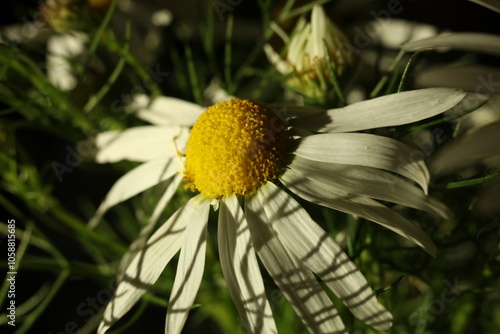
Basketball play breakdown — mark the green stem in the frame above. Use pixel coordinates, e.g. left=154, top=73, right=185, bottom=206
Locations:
left=84, top=22, right=131, bottom=113
left=409, top=100, right=488, bottom=132
left=446, top=174, right=498, bottom=189
left=370, top=49, right=405, bottom=98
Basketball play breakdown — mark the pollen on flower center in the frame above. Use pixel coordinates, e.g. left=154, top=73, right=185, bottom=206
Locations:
left=183, top=98, right=289, bottom=199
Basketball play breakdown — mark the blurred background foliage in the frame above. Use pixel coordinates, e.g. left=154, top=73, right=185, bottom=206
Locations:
left=1, top=0, right=499, bottom=333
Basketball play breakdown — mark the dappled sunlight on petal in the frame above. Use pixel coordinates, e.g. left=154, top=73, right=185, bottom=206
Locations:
left=165, top=197, right=210, bottom=333
left=89, top=157, right=179, bottom=228
left=294, top=133, right=430, bottom=193
left=293, top=88, right=465, bottom=133
left=258, top=182, right=392, bottom=330
left=246, top=190, right=348, bottom=334
left=98, top=195, right=209, bottom=334
left=282, top=170, right=437, bottom=256
left=218, top=195, right=277, bottom=333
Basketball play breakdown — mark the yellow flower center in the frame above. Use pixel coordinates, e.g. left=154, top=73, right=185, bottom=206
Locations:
left=184, top=98, right=289, bottom=199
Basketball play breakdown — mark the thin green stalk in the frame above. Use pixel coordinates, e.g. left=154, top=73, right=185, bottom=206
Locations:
left=324, top=40, right=346, bottom=104
left=370, top=49, right=405, bottom=98
left=384, top=65, right=402, bottom=95
left=102, top=31, right=163, bottom=98
left=84, top=22, right=131, bottom=113
left=185, top=44, right=202, bottom=104
left=50, top=207, right=127, bottom=255
left=87, top=0, right=119, bottom=59
left=2, top=258, right=112, bottom=281
left=409, top=100, right=488, bottom=132
left=10, top=284, right=51, bottom=321
left=200, top=0, right=215, bottom=71
left=0, top=46, right=16, bottom=80
left=276, top=0, right=296, bottom=22
left=446, top=174, right=498, bottom=189
left=108, top=299, right=150, bottom=334
left=0, top=222, right=33, bottom=308
left=16, top=272, right=69, bottom=333
left=10, top=228, right=70, bottom=334
left=346, top=215, right=356, bottom=258
left=78, top=308, right=104, bottom=334
left=376, top=275, right=405, bottom=296
left=397, top=50, right=423, bottom=92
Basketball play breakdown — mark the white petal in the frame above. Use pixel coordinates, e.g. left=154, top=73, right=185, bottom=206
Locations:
left=47, top=33, right=87, bottom=91
left=258, top=183, right=393, bottom=330
left=415, top=65, right=500, bottom=92
left=263, top=44, right=290, bottom=75
left=294, top=88, right=466, bottom=132
left=469, top=0, right=500, bottom=13
left=96, top=126, right=188, bottom=163
left=88, top=157, right=178, bottom=228
left=377, top=19, right=438, bottom=49
left=218, top=196, right=277, bottom=333
left=308, top=5, right=327, bottom=59
left=281, top=170, right=437, bottom=256
left=287, top=20, right=311, bottom=70
left=117, top=174, right=184, bottom=277
left=432, top=123, right=500, bottom=173
left=165, top=198, right=211, bottom=333
left=245, top=192, right=347, bottom=334
left=403, top=32, right=500, bottom=57
left=294, top=133, right=430, bottom=193
left=135, top=95, right=205, bottom=126
left=98, top=195, right=208, bottom=334
left=289, top=155, right=454, bottom=220
left=203, top=79, right=236, bottom=104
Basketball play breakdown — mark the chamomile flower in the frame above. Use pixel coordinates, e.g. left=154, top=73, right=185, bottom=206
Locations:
left=94, top=88, right=465, bottom=333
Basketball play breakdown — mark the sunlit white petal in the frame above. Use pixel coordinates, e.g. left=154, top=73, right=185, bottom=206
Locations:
left=294, top=133, right=430, bottom=193
left=98, top=195, right=208, bottom=334
left=89, top=157, right=178, bottom=228
left=403, top=32, right=500, bottom=57
left=293, top=88, right=466, bottom=132
left=96, top=126, right=188, bottom=163
left=289, top=155, right=454, bottom=220
left=166, top=198, right=210, bottom=333
left=245, top=192, right=347, bottom=334
left=118, top=174, right=184, bottom=276
left=135, top=96, right=205, bottom=126
left=281, top=170, right=437, bottom=255
left=218, top=196, right=277, bottom=333
left=258, top=182, right=392, bottom=330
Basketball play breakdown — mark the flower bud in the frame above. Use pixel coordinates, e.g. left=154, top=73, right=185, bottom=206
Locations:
left=265, top=5, right=355, bottom=105
left=40, top=0, right=112, bottom=33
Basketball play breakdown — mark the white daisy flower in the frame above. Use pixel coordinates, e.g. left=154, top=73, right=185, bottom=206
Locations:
left=93, top=88, right=465, bottom=333
left=47, top=32, right=88, bottom=91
